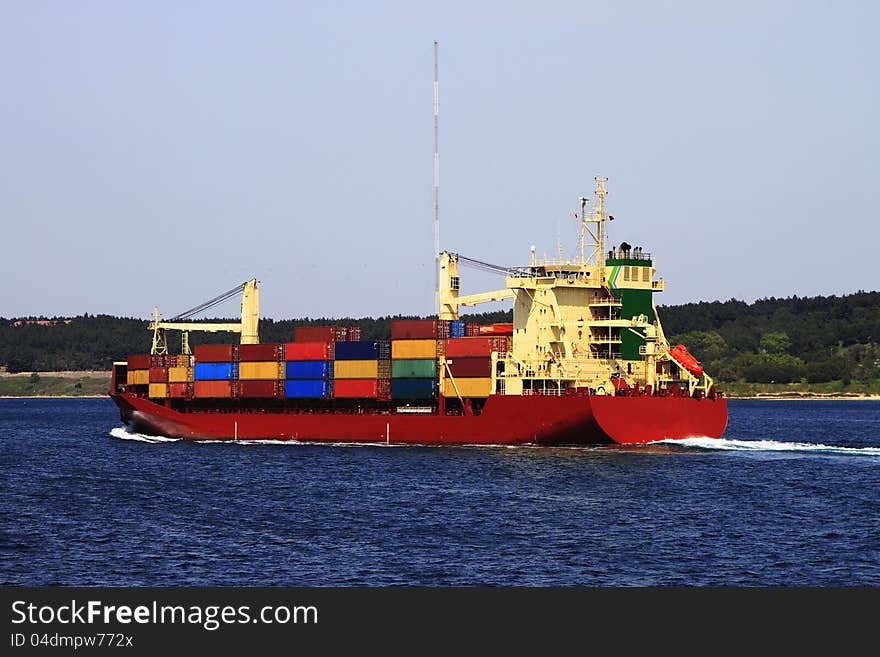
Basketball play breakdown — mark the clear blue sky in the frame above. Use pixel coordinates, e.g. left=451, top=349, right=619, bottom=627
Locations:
left=2, top=1, right=877, bottom=320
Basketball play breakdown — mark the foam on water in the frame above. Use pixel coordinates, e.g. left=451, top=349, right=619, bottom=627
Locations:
left=109, top=427, right=180, bottom=444
left=659, top=436, right=880, bottom=456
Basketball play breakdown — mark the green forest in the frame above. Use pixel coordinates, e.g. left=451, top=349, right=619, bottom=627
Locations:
left=1, top=292, right=878, bottom=391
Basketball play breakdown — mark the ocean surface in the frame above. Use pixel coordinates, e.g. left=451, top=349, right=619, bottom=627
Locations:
left=1, top=398, right=878, bottom=586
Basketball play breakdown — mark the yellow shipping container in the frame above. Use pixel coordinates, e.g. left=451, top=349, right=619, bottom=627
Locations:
left=391, top=339, right=439, bottom=360
left=333, top=360, right=379, bottom=379
left=167, top=366, right=191, bottom=383
left=176, top=354, right=193, bottom=368
left=126, top=370, right=149, bottom=385
left=148, top=383, right=168, bottom=398
left=238, top=361, right=281, bottom=380
left=442, top=377, right=493, bottom=398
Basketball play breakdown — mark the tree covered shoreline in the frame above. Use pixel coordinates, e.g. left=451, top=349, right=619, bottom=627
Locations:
left=2, top=292, right=877, bottom=391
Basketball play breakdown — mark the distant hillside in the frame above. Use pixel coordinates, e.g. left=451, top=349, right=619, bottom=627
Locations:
left=1, top=293, right=877, bottom=387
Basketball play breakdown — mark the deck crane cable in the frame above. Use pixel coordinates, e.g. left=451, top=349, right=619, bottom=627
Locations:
left=450, top=253, right=532, bottom=277
left=169, top=281, right=249, bottom=321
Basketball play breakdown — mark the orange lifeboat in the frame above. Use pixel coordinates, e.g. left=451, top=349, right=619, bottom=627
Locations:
left=478, top=323, right=514, bottom=336
left=669, top=344, right=703, bottom=378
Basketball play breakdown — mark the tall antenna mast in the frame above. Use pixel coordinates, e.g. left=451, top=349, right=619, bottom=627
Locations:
left=433, top=40, right=440, bottom=313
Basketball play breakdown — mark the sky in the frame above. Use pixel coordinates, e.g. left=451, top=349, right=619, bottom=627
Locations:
left=1, top=1, right=877, bottom=320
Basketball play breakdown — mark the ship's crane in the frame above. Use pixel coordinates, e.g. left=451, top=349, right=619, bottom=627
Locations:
left=149, top=279, right=259, bottom=355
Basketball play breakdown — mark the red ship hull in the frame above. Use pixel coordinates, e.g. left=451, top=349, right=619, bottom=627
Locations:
left=109, top=392, right=727, bottom=446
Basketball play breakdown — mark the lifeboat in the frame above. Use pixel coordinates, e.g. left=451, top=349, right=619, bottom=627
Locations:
left=668, top=344, right=703, bottom=378
left=478, top=323, right=514, bottom=336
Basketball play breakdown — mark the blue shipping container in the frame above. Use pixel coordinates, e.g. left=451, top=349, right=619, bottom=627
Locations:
left=285, top=360, right=332, bottom=379
left=450, top=320, right=466, bottom=338
left=285, top=379, right=331, bottom=398
left=194, top=362, right=237, bottom=381
left=334, top=340, right=391, bottom=360
left=333, top=340, right=380, bottom=360
left=391, top=378, right=437, bottom=400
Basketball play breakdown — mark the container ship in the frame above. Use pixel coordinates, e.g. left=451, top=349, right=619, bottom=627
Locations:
left=109, top=178, right=727, bottom=445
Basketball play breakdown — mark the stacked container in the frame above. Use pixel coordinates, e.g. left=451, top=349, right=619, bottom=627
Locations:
left=293, top=325, right=362, bottom=343
left=193, top=344, right=238, bottom=398
left=389, top=320, right=449, bottom=400
left=125, top=354, right=150, bottom=387
left=283, top=341, right=333, bottom=398
left=168, top=354, right=194, bottom=398
left=332, top=340, right=391, bottom=399
left=238, top=343, right=285, bottom=399
left=441, top=336, right=509, bottom=398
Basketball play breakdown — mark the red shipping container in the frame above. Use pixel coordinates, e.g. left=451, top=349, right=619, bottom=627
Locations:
left=445, top=337, right=493, bottom=358
left=239, top=380, right=283, bottom=398
left=377, top=378, right=391, bottom=400
left=294, top=326, right=335, bottom=343
left=194, top=380, right=233, bottom=398
left=194, top=344, right=237, bottom=363
left=167, top=382, right=190, bottom=398
left=446, top=357, right=492, bottom=377
left=343, top=326, right=362, bottom=341
left=333, top=379, right=379, bottom=399
left=127, top=354, right=151, bottom=369
left=391, top=319, right=451, bottom=340
left=148, top=367, right=168, bottom=383
left=284, top=341, right=333, bottom=361
left=239, top=343, right=284, bottom=362
left=478, top=323, right=514, bottom=336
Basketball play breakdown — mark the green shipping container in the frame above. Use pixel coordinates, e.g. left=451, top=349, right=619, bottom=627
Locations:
left=391, top=358, right=437, bottom=379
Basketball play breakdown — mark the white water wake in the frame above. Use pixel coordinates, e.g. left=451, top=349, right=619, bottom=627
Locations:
left=109, top=427, right=181, bottom=443
left=659, top=436, right=880, bottom=456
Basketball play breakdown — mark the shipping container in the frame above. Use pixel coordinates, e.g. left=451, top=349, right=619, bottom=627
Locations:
left=176, top=354, right=193, bottom=368
left=377, top=378, right=391, bottom=400
left=294, top=326, right=361, bottom=343
left=194, top=362, right=237, bottom=381
left=239, top=380, right=284, bottom=398
left=284, top=341, right=333, bottom=361
left=238, top=343, right=284, bottom=362
left=284, top=379, right=331, bottom=398
left=127, top=354, right=151, bottom=370
left=149, top=354, right=179, bottom=368
left=238, top=360, right=281, bottom=381
left=479, top=323, right=514, bottom=336
left=285, top=360, right=332, bottom=379
left=391, top=319, right=450, bottom=340
left=194, top=344, right=237, bottom=363
left=391, top=378, right=437, bottom=399
left=442, top=377, right=493, bottom=398
left=167, top=382, right=190, bottom=398
left=126, top=370, right=149, bottom=386
left=194, top=380, right=234, bottom=398
left=444, top=337, right=509, bottom=358
left=333, top=378, right=379, bottom=399
left=391, top=359, right=437, bottom=379
left=377, top=360, right=391, bottom=379
left=148, top=367, right=168, bottom=383
left=148, top=383, right=168, bottom=399
left=167, top=366, right=190, bottom=383
left=464, top=322, right=482, bottom=337
left=333, top=360, right=379, bottom=379
left=450, top=320, right=466, bottom=338
left=333, top=340, right=390, bottom=360
left=391, top=339, right=439, bottom=360
left=446, top=357, right=492, bottom=378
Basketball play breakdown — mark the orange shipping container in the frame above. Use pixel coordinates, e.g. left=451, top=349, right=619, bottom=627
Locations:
left=126, top=370, right=149, bottom=386
left=333, top=360, right=379, bottom=379
left=391, top=339, right=439, bottom=360
left=167, top=366, right=190, bottom=383
left=194, top=380, right=234, bottom=398
left=148, top=383, right=168, bottom=398
left=238, top=361, right=281, bottom=380
left=442, top=377, right=493, bottom=398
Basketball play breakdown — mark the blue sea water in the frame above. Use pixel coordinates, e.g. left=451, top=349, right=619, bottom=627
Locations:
left=1, top=398, right=878, bottom=586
